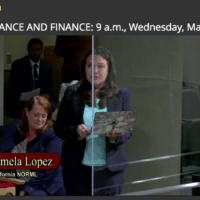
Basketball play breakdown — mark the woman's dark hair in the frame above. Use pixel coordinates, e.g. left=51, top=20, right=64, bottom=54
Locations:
left=77, top=46, right=117, bottom=108
left=17, top=96, right=53, bottom=138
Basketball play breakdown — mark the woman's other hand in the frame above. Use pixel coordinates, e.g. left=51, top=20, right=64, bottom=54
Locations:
left=19, top=190, right=26, bottom=196
left=101, top=128, right=124, bottom=140
left=77, top=124, right=90, bottom=139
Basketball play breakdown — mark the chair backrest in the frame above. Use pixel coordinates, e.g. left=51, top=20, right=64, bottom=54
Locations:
left=182, top=87, right=200, bottom=120
left=52, top=80, right=78, bottom=121
left=58, top=80, right=79, bottom=104
left=0, top=182, right=15, bottom=196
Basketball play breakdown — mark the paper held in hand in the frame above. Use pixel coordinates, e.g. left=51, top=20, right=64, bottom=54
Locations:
left=87, top=111, right=138, bottom=135
left=19, top=88, right=41, bottom=102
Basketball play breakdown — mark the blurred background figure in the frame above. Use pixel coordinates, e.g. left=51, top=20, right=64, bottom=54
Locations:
left=9, top=38, right=55, bottom=119
left=54, top=35, right=92, bottom=83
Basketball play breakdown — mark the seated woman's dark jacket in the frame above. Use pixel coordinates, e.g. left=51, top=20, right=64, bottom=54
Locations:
left=0, top=119, right=63, bottom=195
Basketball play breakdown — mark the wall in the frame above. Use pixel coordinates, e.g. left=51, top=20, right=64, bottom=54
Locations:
left=183, top=36, right=200, bottom=86
left=3, top=36, right=58, bottom=107
left=4, top=35, right=96, bottom=103
left=97, top=36, right=182, bottom=195
left=4, top=35, right=57, bottom=70
left=0, top=36, right=4, bottom=125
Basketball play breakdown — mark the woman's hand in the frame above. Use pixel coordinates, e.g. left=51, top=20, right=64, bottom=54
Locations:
left=101, top=128, right=124, bottom=140
left=19, top=190, right=26, bottom=196
left=77, top=124, right=90, bottom=139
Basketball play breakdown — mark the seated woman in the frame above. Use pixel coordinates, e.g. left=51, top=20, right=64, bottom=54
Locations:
left=0, top=96, right=65, bottom=196
left=54, top=46, right=133, bottom=196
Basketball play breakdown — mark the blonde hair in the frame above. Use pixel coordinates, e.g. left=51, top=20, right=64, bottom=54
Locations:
left=18, top=96, right=53, bottom=138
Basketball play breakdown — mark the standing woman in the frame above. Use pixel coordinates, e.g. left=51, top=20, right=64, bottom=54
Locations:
left=0, top=96, right=65, bottom=196
left=54, top=46, right=133, bottom=196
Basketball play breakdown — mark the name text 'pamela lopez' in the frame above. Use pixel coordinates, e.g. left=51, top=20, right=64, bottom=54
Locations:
left=0, top=156, right=53, bottom=169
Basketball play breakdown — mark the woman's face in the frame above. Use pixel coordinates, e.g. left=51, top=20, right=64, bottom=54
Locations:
left=26, top=103, right=48, bottom=131
left=85, top=54, right=108, bottom=88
